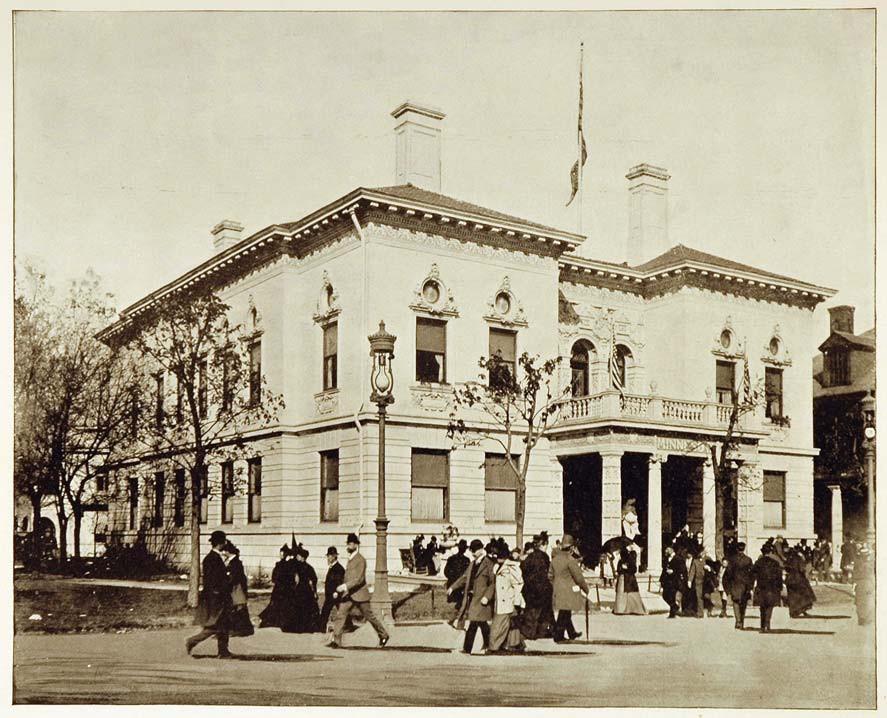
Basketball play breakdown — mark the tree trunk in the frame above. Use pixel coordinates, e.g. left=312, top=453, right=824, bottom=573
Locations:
left=714, top=475, right=725, bottom=561
left=29, top=494, right=42, bottom=569
left=57, top=512, right=68, bottom=569
left=73, top=510, right=82, bottom=559
left=188, top=466, right=201, bottom=608
left=515, top=481, right=527, bottom=549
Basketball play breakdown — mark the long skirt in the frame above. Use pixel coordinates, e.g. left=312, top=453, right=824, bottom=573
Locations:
left=613, top=575, right=647, bottom=615
left=489, top=612, right=525, bottom=651
left=226, top=605, right=255, bottom=637
left=520, top=603, right=553, bottom=639
left=786, top=571, right=816, bottom=617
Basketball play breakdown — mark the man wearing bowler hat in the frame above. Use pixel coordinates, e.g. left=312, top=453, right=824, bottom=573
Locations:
left=327, top=533, right=390, bottom=648
left=320, top=545, right=345, bottom=633
left=186, top=530, right=233, bottom=657
left=549, top=534, right=588, bottom=642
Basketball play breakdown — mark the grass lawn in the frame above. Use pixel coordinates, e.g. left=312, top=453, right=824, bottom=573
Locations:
left=14, top=577, right=453, bottom=634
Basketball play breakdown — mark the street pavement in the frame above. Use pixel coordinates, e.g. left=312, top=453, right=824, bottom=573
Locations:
left=14, top=586, right=874, bottom=708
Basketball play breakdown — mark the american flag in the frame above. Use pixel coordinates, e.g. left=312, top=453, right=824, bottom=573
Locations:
left=740, top=351, right=752, bottom=406
left=566, top=42, right=588, bottom=208
left=609, top=318, right=624, bottom=398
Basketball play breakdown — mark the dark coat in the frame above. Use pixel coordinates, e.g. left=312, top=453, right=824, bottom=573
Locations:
left=660, top=554, right=686, bottom=604
left=549, top=547, right=589, bottom=612
left=194, top=550, right=232, bottom=628
left=723, top=553, right=754, bottom=601
left=617, top=550, right=640, bottom=594
left=521, top=549, right=553, bottom=609
left=445, top=552, right=470, bottom=605
left=785, top=552, right=816, bottom=616
left=259, top=558, right=297, bottom=629
left=753, top=554, right=784, bottom=607
left=687, top=557, right=706, bottom=589
left=451, top=556, right=496, bottom=622
left=224, top=556, right=254, bottom=637
left=324, top=561, right=345, bottom=602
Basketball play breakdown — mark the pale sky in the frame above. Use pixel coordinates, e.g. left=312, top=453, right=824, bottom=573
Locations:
left=13, top=9, right=876, bottom=337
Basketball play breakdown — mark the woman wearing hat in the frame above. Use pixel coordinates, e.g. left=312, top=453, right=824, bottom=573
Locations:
left=259, top=543, right=296, bottom=629
left=444, top=539, right=471, bottom=616
left=613, top=545, right=647, bottom=615
left=291, top=545, right=321, bottom=632
left=489, top=539, right=526, bottom=653
left=222, top=541, right=255, bottom=637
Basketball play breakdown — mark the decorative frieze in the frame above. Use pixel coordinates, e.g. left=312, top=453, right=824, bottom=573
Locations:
left=410, top=384, right=453, bottom=414
left=409, top=263, right=460, bottom=317
left=484, top=275, right=528, bottom=327
left=312, top=270, right=341, bottom=325
left=314, top=389, right=340, bottom=416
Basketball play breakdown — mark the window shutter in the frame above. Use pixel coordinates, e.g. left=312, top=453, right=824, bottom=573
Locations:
left=762, top=471, right=785, bottom=502
left=716, top=361, right=735, bottom=391
left=489, top=329, right=516, bottom=363
left=411, top=450, right=449, bottom=488
left=484, top=454, right=520, bottom=490
left=416, top=319, right=446, bottom=353
left=324, top=324, right=338, bottom=357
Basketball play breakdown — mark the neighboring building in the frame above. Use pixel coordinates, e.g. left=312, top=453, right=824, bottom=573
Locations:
left=99, top=102, right=835, bottom=579
left=813, top=305, right=876, bottom=559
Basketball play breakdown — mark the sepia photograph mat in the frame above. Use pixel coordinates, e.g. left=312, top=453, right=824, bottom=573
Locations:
left=2, top=0, right=883, bottom=715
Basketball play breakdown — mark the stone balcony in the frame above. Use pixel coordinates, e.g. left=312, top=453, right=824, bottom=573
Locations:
left=556, top=389, right=766, bottom=434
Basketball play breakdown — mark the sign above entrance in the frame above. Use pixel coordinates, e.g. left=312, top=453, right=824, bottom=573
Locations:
left=655, top=435, right=709, bottom=456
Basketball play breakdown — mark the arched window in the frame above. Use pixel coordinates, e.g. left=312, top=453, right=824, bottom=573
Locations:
left=613, top=344, right=632, bottom=390
left=570, top=340, right=594, bottom=397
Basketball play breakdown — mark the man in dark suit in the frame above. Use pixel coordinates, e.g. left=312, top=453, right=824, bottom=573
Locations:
left=327, top=533, right=390, bottom=648
left=723, top=541, right=755, bottom=629
left=548, top=534, right=588, bottom=642
left=660, top=546, right=686, bottom=618
left=186, top=530, right=233, bottom=658
left=448, top=539, right=496, bottom=654
left=686, top=548, right=706, bottom=618
left=320, top=545, right=345, bottom=632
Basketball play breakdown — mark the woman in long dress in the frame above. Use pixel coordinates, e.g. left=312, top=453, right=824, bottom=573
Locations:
left=785, top=548, right=816, bottom=617
left=258, top=545, right=297, bottom=629
left=613, top=546, right=647, bottom=615
left=222, top=541, right=255, bottom=637
left=290, top=545, right=321, bottom=633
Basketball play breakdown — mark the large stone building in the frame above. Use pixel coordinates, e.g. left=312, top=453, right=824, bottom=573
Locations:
left=100, top=102, right=835, bottom=578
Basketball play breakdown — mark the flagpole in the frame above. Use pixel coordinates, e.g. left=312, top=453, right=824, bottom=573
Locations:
left=577, top=41, right=584, bottom=235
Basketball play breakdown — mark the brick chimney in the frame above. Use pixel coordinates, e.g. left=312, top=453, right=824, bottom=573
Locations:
left=211, top=220, right=244, bottom=253
left=828, top=305, right=855, bottom=334
left=391, top=101, right=445, bottom=192
left=626, top=164, right=671, bottom=266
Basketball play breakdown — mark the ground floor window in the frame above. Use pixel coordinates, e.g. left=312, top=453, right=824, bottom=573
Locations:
left=320, top=450, right=339, bottom=522
left=221, top=462, right=234, bottom=523
left=174, top=469, right=186, bottom=527
left=763, top=470, right=786, bottom=529
left=411, top=449, right=449, bottom=521
left=248, top=458, right=262, bottom=523
left=484, top=453, right=520, bottom=522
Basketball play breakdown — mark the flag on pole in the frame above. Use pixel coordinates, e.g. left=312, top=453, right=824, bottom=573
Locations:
left=566, top=42, right=588, bottom=207
left=609, top=317, right=624, bottom=399
left=741, top=350, right=752, bottom=406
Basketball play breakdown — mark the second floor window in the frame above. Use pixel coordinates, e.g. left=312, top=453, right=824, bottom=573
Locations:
left=198, top=358, right=208, bottom=418
left=221, top=462, right=234, bottom=523
left=176, top=376, right=185, bottom=424
left=249, top=341, right=262, bottom=405
left=154, top=373, right=164, bottom=428
left=716, top=361, right=736, bottom=404
left=416, top=318, right=446, bottom=383
left=489, top=328, right=517, bottom=383
left=323, top=323, right=338, bottom=390
left=196, top=465, right=209, bottom=524
left=220, top=351, right=233, bottom=413
left=320, top=450, right=339, bottom=522
left=570, top=341, right=592, bottom=397
left=765, top=368, right=784, bottom=419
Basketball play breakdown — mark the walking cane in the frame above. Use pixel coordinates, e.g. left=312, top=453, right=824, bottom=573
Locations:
left=584, top=594, right=589, bottom=638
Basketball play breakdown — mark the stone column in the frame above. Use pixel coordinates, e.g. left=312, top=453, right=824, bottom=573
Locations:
left=829, top=484, right=843, bottom=573
left=702, top=459, right=717, bottom=556
left=600, top=450, right=624, bottom=542
left=647, top=454, right=664, bottom=574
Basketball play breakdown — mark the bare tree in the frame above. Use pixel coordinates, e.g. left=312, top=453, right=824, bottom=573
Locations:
left=447, top=353, right=566, bottom=548
left=111, top=291, right=284, bottom=607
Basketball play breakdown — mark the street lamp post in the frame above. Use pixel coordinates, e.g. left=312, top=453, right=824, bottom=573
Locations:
left=860, top=391, right=876, bottom=548
left=368, top=320, right=396, bottom=622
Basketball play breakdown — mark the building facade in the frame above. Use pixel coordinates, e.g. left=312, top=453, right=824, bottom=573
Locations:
left=100, top=102, right=835, bottom=579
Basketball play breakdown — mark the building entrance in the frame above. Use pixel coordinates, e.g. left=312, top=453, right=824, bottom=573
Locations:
left=561, top=454, right=601, bottom=566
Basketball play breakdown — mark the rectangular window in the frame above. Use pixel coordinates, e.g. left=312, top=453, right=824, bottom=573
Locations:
left=221, top=351, right=233, bottom=413
left=323, top=323, right=338, bottom=390
left=154, top=373, right=164, bottom=428
left=765, top=368, right=784, bottom=419
left=248, top=458, right=262, bottom=523
left=196, top=465, right=209, bottom=524
left=174, top=469, right=186, bottom=528
left=176, top=376, right=184, bottom=424
left=128, top=477, right=139, bottom=530
left=416, top=318, right=446, bottom=383
left=221, top=461, right=234, bottom=524
left=484, top=453, right=519, bottom=522
left=153, top=471, right=165, bottom=528
left=763, top=471, right=786, bottom=529
left=488, top=328, right=517, bottom=381
left=96, top=472, right=107, bottom=493
left=130, top=389, right=140, bottom=437
left=249, top=341, right=262, bottom=405
left=826, top=350, right=850, bottom=387
left=411, top=449, right=449, bottom=521
left=320, top=450, right=340, bottom=522
left=716, top=361, right=735, bottom=404
left=198, top=358, right=208, bottom=418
